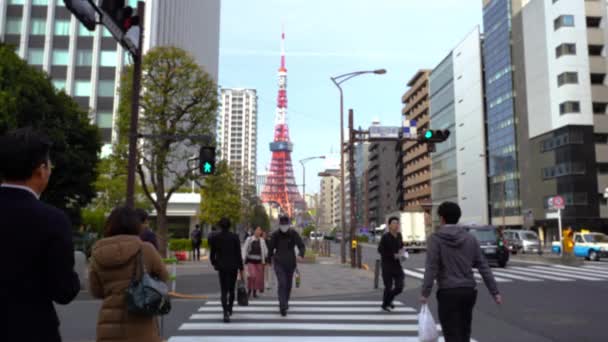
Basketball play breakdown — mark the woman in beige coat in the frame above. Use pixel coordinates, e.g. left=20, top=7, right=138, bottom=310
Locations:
left=89, top=206, right=169, bottom=342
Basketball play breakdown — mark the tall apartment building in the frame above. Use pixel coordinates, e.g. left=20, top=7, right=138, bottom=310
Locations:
left=480, top=0, right=608, bottom=234
left=367, top=138, right=399, bottom=228
left=318, top=169, right=340, bottom=231
left=344, top=142, right=369, bottom=229
left=429, top=27, right=489, bottom=225
left=0, top=0, right=220, bottom=149
left=399, top=70, right=432, bottom=210
left=218, top=88, right=258, bottom=196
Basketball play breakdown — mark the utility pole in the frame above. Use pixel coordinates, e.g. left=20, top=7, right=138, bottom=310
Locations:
left=348, top=109, right=357, bottom=267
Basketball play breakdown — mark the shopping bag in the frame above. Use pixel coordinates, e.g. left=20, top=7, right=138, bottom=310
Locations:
left=418, top=304, right=439, bottom=342
left=294, top=268, right=301, bottom=288
left=236, top=279, right=249, bottom=306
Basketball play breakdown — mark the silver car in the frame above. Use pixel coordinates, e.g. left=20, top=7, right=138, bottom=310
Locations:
left=505, top=230, right=542, bottom=254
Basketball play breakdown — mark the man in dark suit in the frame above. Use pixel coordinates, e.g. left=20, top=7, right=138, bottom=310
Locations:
left=209, top=217, right=244, bottom=323
left=0, top=128, right=80, bottom=342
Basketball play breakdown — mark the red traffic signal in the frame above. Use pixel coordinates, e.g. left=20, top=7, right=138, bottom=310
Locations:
left=101, top=0, right=139, bottom=32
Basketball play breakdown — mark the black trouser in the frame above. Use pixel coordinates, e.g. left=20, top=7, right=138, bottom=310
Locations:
left=382, top=269, right=404, bottom=307
left=274, top=263, right=295, bottom=310
left=218, top=270, right=238, bottom=313
left=437, top=287, right=478, bottom=342
left=192, top=241, right=201, bottom=260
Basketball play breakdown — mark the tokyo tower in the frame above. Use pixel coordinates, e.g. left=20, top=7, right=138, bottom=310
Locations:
left=261, top=29, right=304, bottom=218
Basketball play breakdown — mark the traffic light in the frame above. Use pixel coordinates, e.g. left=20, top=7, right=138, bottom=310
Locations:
left=64, top=0, right=98, bottom=31
left=199, top=146, right=216, bottom=175
left=419, top=129, right=451, bottom=143
left=101, top=0, right=139, bottom=33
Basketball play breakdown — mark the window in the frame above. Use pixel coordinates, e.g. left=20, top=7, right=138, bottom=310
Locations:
left=5, top=18, right=22, bottom=35
left=30, top=18, right=46, bottom=35
left=74, top=80, right=91, bottom=97
left=52, top=49, right=69, bottom=65
left=54, top=20, right=70, bottom=36
left=8, top=0, right=25, bottom=4
left=554, top=15, right=575, bottom=30
left=52, top=79, right=66, bottom=91
left=78, top=23, right=94, bottom=36
left=587, top=17, right=602, bottom=28
left=27, top=49, right=44, bottom=65
left=556, top=43, right=576, bottom=58
left=32, top=0, right=48, bottom=5
left=99, top=50, right=117, bottom=67
left=56, top=0, right=65, bottom=6
left=589, top=45, right=603, bottom=56
left=598, top=163, right=608, bottom=174
left=98, top=80, right=115, bottom=97
left=557, top=72, right=578, bottom=86
left=593, top=102, right=608, bottom=115
left=76, top=50, right=92, bottom=66
left=595, top=133, right=608, bottom=144
left=575, top=235, right=584, bottom=243
left=559, top=101, right=580, bottom=114
left=96, top=112, right=113, bottom=128
left=103, top=28, right=113, bottom=37
left=591, top=73, right=605, bottom=85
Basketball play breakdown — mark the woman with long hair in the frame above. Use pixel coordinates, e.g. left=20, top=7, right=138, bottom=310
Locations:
left=242, top=226, right=269, bottom=298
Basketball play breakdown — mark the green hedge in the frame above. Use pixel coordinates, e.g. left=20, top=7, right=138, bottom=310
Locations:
left=356, top=235, right=369, bottom=243
left=169, top=238, right=209, bottom=251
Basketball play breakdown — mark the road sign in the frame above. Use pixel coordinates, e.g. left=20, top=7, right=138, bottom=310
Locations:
left=369, top=126, right=400, bottom=139
left=548, top=195, right=565, bottom=210
left=402, top=119, right=417, bottom=138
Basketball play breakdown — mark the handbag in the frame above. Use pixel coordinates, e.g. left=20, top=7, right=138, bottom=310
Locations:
left=237, top=278, right=249, bottom=306
left=125, top=249, right=171, bottom=316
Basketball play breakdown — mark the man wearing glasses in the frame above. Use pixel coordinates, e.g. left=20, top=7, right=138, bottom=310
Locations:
left=0, top=128, right=80, bottom=342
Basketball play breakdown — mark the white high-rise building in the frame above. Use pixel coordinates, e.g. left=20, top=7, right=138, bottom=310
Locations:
left=218, top=88, right=258, bottom=195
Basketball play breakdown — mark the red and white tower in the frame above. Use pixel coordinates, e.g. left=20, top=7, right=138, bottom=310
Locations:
left=261, top=30, right=303, bottom=218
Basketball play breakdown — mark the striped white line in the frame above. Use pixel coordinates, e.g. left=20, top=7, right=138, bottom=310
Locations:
left=491, top=270, right=543, bottom=282
left=190, top=313, right=418, bottom=321
left=499, top=268, right=574, bottom=281
left=198, top=306, right=416, bottom=313
left=169, top=337, right=471, bottom=342
left=205, top=300, right=404, bottom=306
left=403, top=268, right=424, bottom=279
left=179, top=322, right=438, bottom=332
left=473, top=271, right=512, bottom=283
left=581, top=264, right=608, bottom=273
left=526, top=266, right=605, bottom=281
left=550, top=265, right=608, bottom=277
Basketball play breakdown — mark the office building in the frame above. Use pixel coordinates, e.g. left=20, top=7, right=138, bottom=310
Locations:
left=218, top=88, right=258, bottom=196
left=429, top=26, right=489, bottom=225
left=367, top=130, right=399, bottom=228
left=399, top=70, right=432, bottom=210
left=318, top=169, right=340, bottom=231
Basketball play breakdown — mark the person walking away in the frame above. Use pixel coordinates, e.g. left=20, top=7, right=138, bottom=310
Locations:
left=191, top=224, right=203, bottom=261
left=136, top=208, right=158, bottom=250
left=89, top=206, right=169, bottom=342
left=268, top=215, right=305, bottom=316
left=0, top=128, right=80, bottom=342
left=420, top=201, right=502, bottom=342
left=378, top=216, right=405, bottom=312
left=209, top=217, right=244, bottom=323
left=243, top=226, right=269, bottom=298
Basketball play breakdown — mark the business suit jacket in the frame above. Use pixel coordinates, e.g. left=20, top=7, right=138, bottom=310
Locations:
left=0, top=187, right=80, bottom=341
left=209, top=229, right=244, bottom=272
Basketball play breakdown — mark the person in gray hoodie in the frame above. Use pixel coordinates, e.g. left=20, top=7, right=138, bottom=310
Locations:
left=420, top=201, right=502, bottom=342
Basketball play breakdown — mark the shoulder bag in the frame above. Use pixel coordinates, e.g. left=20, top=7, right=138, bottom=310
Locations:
left=125, top=249, right=172, bottom=316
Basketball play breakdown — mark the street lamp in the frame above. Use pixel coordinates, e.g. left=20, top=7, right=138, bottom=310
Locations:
left=331, top=69, right=386, bottom=264
left=299, top=156, right=326, bottom=211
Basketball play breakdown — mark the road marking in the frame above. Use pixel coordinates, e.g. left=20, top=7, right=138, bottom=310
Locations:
left=526, top=266, right=605, bottom=281
left=414, top=268, right=481, bottom=283
left=189, top=313, right=419, bottom=321
left=179, top=322, right=438, bottom=332
left=500, top=268, right=574, bottom=281
left=581, top=264, right=608, bottom=273
left=550, top=265, right=608, bottom=277
left=198, top=306, right=416, bottom=313
left=490, top=270, right=543, bottom=282
left=205, top=300, right=404, bottom=306
left=473, top=271, right=512, bottom=283
left=169, top=337, right=469, bottom=342
left=403, top=268, right=424, bottom=279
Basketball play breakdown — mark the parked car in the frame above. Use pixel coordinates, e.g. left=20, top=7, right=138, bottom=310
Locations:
left=466, top=225, right=509, bottom=268
left=505, top=229, right=542, bottom=254
left=503, top=230, right=523, bottom=254
left=309, top=231, right=324, bottom=241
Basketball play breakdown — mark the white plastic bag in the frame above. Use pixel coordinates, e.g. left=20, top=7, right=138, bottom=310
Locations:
left=418, top=304, right=440, bottom=342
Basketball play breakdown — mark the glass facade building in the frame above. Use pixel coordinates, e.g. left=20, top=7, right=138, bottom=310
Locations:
left=482, top=0, right=522, bottom=220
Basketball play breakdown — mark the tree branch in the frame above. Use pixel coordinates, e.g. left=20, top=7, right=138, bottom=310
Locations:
left=137, top=163, right=159, bottom=210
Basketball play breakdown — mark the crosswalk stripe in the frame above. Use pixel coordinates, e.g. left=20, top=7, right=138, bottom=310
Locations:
left=179, top=322, right=438, bottom=332
left=581, top=265, right=608, bottom=273
left=525, top=266, right=605, bottom=281
left=403, top=268, right=424, bottom=279
left=205, top=300, right=404, bottom=306
left=198, top=306, right=417, bottom=313
left=190, top=313, right=419, bottom=321
left=169, top=337, right=461, bottom=342
left=490, top=270, right=543, bottom=281
left=499, top=268, right=574, bottom=281
left=473, top=271, right=512, bottom=283
left=550, top=265, right=608, bottom=277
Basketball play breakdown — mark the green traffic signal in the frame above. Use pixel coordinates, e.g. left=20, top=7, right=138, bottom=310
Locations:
left=424, top=130, right=433, bottom=139
left=203, top=162, right=212, bottom=174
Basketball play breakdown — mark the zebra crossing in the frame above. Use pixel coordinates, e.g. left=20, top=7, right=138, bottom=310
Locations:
left=403, top=263, right=608, bottom=283
left=168, top=300, right=473, bottom=342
